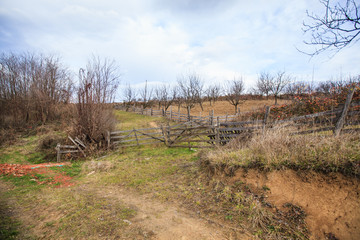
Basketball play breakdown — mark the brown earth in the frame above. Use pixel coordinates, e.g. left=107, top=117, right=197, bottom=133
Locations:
left=228, top=169, right=360, bottom=240
left=89, top=185, right=251, bottom=240
left=167, top=99, right=290, bottom=116
left=0, top=178, right=251, bottom=239
left=0, top=162, right=74, bottom=187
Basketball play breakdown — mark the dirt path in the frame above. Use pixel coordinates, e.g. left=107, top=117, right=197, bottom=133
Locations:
left=87, top=185, right=249, bottom=240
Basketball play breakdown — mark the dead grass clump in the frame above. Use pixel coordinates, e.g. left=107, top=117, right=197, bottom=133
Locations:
left=38, top=134, right=64, bottom=150
left=0, top=128, right=17, bottom=146
left=84, top=160, right=115, bottom=172
left=202, top=126, right=360, bottom=177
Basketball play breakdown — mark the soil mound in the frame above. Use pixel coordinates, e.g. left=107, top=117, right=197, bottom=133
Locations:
left=228, top=169, right=360, bottom=240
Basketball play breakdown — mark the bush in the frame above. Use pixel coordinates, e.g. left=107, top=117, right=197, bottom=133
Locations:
left=73, top=56, right=120, bottom=147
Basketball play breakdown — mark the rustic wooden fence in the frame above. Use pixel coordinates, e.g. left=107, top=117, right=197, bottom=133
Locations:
left=107, top=127, right=165, bottom=147
left=109, top=89, right=360, bottom=149
left=55, top=136, right=87, bottom=162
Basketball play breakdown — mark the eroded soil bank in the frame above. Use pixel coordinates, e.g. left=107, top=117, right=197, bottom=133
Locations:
left=227, top=169, right=360, bottom=240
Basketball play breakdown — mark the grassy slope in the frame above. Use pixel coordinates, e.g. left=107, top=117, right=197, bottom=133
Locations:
left=203, top=127, right=360, bottom=177
left=0, top=112, right=200, bottom=239
left=3, top=110, right=346, bottom=239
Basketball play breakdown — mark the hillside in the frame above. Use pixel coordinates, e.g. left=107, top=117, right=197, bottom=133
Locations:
left=1, top=101, right=359, bottom=239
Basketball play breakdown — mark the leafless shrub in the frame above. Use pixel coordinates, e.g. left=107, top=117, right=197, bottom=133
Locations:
left=0, top=52, right=73, bottom=127
left=74, top=55, right=121, bottom=146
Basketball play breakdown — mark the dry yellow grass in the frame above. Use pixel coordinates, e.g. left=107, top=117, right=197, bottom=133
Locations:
left=166, top=99, right=290, bottom=116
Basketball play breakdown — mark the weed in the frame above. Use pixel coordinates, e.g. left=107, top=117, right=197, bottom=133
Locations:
left=202, top=126, right=360, bottom=177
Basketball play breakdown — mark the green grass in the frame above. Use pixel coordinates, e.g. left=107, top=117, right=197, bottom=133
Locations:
left=52, top=188, right=136, bottom=239
left=51, top=162, right=83, bottom=177
left=0, top=134, right=49, bottom=164
left=0, top=200, right=22, bottom=240
left=114, top=110, right=168, bottom=130
left=99, top=146, right=196, bottom=191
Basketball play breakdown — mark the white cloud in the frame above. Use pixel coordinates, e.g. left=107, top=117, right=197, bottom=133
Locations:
left=0, top=0, right=359, bottom=94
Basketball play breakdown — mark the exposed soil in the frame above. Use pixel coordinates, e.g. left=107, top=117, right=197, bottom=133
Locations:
left=88, top=184, right=250, bottom=240
left=228, top=169, right=360, bottom=240
left=0, top=175, right=250, bottom=239
left=0, top=162, right=74, bottom=187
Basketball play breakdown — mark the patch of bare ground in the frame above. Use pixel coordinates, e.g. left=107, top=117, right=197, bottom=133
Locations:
left=228, top=169, right=360, bottom=240
left=86, top=184, right=250, bottom=240
left=167, top=99, right=290, bottom=116
left=0, top=177, right=250, bottom=240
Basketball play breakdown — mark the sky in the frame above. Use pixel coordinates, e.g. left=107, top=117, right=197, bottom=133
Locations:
left=0, top=0, right=359, bottom=100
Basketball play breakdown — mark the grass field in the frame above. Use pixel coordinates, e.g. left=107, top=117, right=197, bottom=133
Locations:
left=163, top=99, right=290, bottom=116
left=0, top=107, right=359, bottom=239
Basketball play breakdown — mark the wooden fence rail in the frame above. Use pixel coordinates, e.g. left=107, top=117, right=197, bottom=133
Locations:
left=57, top=91, right=359, bottom=158
left=55, top=136, right=87, bottom=162
left=109, top=90, right=359, bottom=149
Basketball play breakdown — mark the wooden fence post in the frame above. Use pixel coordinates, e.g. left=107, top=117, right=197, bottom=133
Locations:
left=216, top=117, right=220, bottom=145
left=107, top=131, right=111, bottom=149
left=334, top=87, right=356, bottom=136
left=56, top=143, right=61, bottom=162
left=170, top=107, right=173, bottom=121
left=209, top=110, right=214, bottom=125
left=133, top=129, right=140, bottom=146
left=187, top=106, right=191, bottom=121
left=262, top=106, right=271, bottom=135
left=151, top=108, right=153, bottom=116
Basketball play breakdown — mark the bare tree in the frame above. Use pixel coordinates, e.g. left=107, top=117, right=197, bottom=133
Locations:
left=154, top=84, right=176, bottom=111
left=0, top=52, right=73, bottom=126
left=76, top=56, right=121, bottom=144
left=303, top=0, right=360, bottom=56
left=286, top=81, right=309, bottom=98
left=177, top=72, right=204, bottom=117
left=256, top=72, right=273, bottom=98
left=270, top=71, right=292, bottom=105
left=257, top=71, right=291, bottom=105
left=139, top=80, right=153, bottom=109
left=205, top=84, right=222, bottom=106
left=224, top=78, right=246, bottom=114
left=123, top=83, right=136, bottom=110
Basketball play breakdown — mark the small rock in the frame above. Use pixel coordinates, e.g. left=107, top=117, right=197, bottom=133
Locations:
left=123, top=219, right=132, bottom=225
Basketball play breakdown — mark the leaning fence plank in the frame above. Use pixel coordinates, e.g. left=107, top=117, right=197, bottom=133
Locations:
left=75, top=137, right=86, bottom=149
left=133, top=129, right=140, bottom=146
left=334, top=87, right=356, bottom=136
left=135, top=130, right=165, bottom=142
left=68, top=136, right=86, bottom=157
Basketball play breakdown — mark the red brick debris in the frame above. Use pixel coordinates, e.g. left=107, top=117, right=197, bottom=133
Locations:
left=0, top=162, right=74, bottom=188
